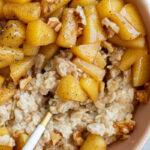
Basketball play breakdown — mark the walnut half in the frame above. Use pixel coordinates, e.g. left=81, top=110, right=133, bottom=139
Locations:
left=136, top=90, right=149, bottom=104
left=73, top=131, right=84, bottom=146
left=114, top=120, right=135, bottom=135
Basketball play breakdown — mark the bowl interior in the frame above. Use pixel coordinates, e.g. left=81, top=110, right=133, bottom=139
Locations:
left=108, top=0, right=150, bottom=150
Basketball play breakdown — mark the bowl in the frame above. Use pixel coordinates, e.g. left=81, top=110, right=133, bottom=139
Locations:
left=108, top=0, right=150, bottom=150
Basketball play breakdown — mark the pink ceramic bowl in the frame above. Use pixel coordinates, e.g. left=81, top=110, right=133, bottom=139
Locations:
left=108, top=1, right=150, bottom=149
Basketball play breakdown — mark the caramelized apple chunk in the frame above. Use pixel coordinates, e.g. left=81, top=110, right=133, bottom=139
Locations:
left=71, top=43, right=100, bottom=63
left=120, top=3, right=146, bottom=35
left=133, top=55, right=150, bottom=87
left=73, top=58, right=105, bottom=81
left=80, top=77, right=99, bottom=101
left=57, top=75, right=88, bottom=102
left=120, top=48, right=147, bottom=71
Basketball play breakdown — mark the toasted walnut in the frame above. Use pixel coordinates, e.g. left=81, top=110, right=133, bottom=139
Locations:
left=136, top=90, right=149, bottom=104
left=41, top=0, right=60, bottom=17
left=101, top=41, right=115, bottom=53
left=101, top=17, right=120, bottom=38
left=74, top=6, right=86, bottom=37
left=50, top=131, right=62, bottom=145
left=47, top=17, right=62, bottom=32
left=19, top=76, right=32, bottom=90
left=120, top=135, right=130, bottom=141
left=73, top=131, right=84, bottom=146
left=34, top=54, right=45, bottom=73
left=114, top=120, right=135, bottom=135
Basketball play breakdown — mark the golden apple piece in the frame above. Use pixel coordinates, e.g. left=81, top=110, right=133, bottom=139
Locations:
left=0, top=75, right=5, bottom=88
left=71, top=43, right=100, bottom=63
left=26, top=19, right=56, bottom=46
left=3, top=3, right=17, bottom=19
left=97, top=0, right=124, bottom=19
left=0, top=146, right=13, bottom=150
left=120, top=48, right=147, bottom=71
left=56, top=8, right=77, bottom=48
left=70, top=0, right=96, bottom=7
left=5, top=0, right=31, bottom=3
left=120, top=3, right=146, bottom=35
left=73, top=58, right=105, bottom=81
left=133, top=55, right=150, bottom=87
left=41, top=0, right=71, bottom=17
left=110, top=12, right=140, bottom=40
left=94, top=52, right=106, bottom=68
left=57, top=75, right=88, bottom=102
left=0, top=46, right=24, bottom=63
left=40, top=44, right=59, bottom=66
left=10, top=57, right=34, bottom=83
left=0, top=0, right=4, bottom=19
left=0, top=20, right=26, bottom=48
left=23, top=43, right=40, bottom=56
left=80, top=77, right=99, bottom=102
left=82, top=5, right=106, bottom=44
left=109, top=35, right=146, bottom=48
left=16, top=133, right=29, bottom=150
left=80, top=134, right=106, bottom=150
left=0, top=88, right=16, bottom=106
left=0, top=127, right=10, bottom=136
left=13, top=2, right=41, bottom=23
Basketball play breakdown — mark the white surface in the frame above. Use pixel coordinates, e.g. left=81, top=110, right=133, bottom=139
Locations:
left=143, top=137, right=150, bottom=150
left=22, top=125, right=45, bottom=150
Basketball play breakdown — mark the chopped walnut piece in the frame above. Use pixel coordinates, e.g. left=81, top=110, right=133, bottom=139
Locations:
left=41, top=0, right=60, bottom=17
left=74, top=6, right=86, bottom=37
left=50, top=131, right=62, bottom=145
left=114, top=120, right=135, bottom=135
left=19, top=76, right=32, bottom=90
left=101, top=41, right=115, bottom=53
left=101, top=17, right=120, bottom=38
left=34, top=54, right=45, bottom=73
left=74, top=6, right=86, bottom=26
left=47, top=17, right=62, bottom=32
left=120, top=135, right=130, bottom=141
left=136, top=90, right=149, bottom=104
left=73, top=131, right=84, bottom=146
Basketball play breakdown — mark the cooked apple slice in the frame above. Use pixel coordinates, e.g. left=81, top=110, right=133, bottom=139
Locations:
left=110, top=12, right=140, bottom=40
left=10, top=57, right=34, bottom=83
left=80, top=134, right=106, bottom=150
left=16, top=133, right=29, bottom=150
left=26, top=19, right=56, bottom=46
left=82, top=5, right=106, bottom=44
left=0, top=75, right=5, bottom=88
left=80, top=77, right=99, bottom=101
left=94, top=52, right=106, bottom=68
left=40, top=44, right=59, bottom=66
left=70, top=0, right=96, bottom=7
left=120, top=48, right=147, bottom=71
left=120, top=3, right=146, bottom=35
left=73, top=58, right=105, bottom=81
left=133, top=55, right=150, bottom=87
left=56, top=8, right=77, bottom=48
left=0, top=88, right=16, bottom=106
left=0, top=127, right=10, bottom=136
left=97, top=0, right=124, bottom=19
left=109, top=35, right=146, bottom=48
left=71, top=43, right=100, bottom=63
left=23, top=43, right=40, bottom=56
left=57, top=75, right=88, bottom=102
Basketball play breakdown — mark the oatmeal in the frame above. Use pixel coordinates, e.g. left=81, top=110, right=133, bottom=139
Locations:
left=0, top=0, right=149, bottom=150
